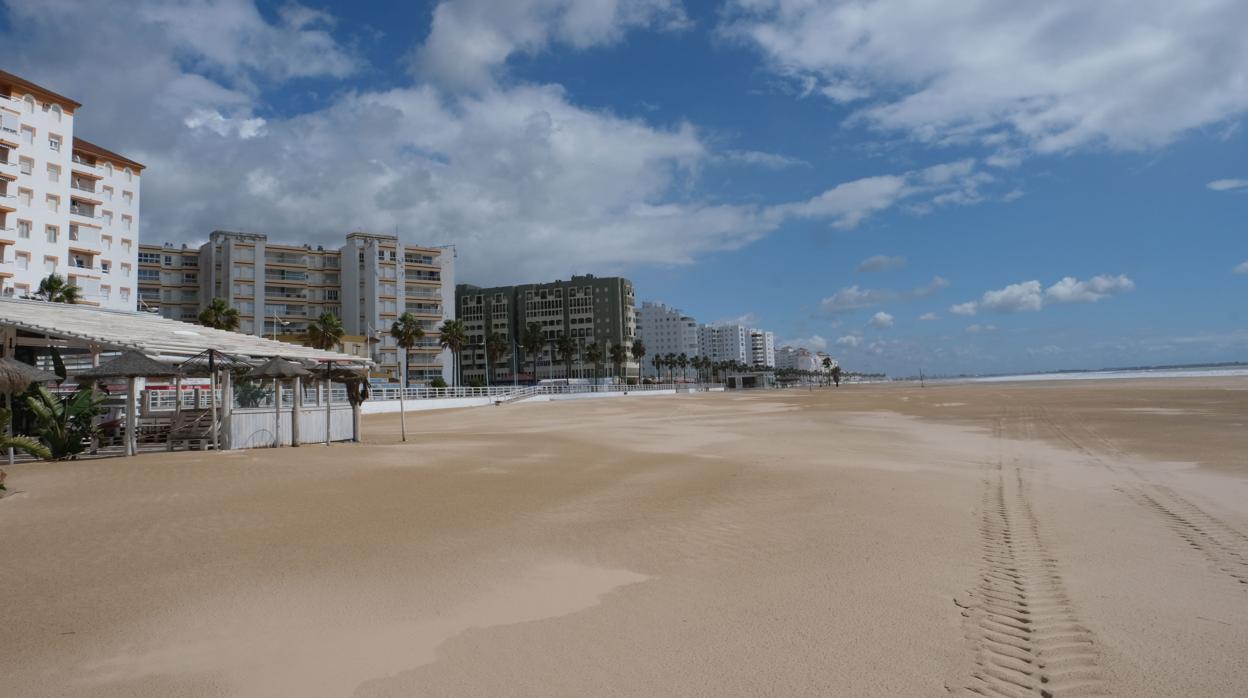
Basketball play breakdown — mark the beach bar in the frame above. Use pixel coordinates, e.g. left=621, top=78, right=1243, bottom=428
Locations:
left=0, top=298, right=373, bottom=454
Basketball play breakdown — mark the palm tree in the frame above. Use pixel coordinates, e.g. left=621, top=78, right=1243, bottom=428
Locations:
left=651, top=354, right=662, bottom=382
left=822, top=357, right=833, bottom=386
left=34, top=273, right=81, bottom=304
left=664, top=353, right=677, bottom=383
left=555, top=334, right=577, bottom=380
left=306, top=312, right=345, bottom=351
left=521, top=322, right=546, bottom=384
left=609, top=343, right=628, bottom=382
left=485, top=332, right=509, bottom=386
left=677, top=352, right=689, bottom=382
left=585, top=342, right=605, bottom=381
left=0, top=408, right=50, bottom=463
left=389, top=313, right=425, bottom=442
left=198, top=297, right=240, bottom=331
left=438, top=318, right=468, bottom=387
left=630, top=339, right=646, bottom=384
left=831, top=362, right=842, bottom=387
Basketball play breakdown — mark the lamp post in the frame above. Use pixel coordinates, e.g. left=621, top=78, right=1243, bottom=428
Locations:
left=271, top=313, right=289, bottom=341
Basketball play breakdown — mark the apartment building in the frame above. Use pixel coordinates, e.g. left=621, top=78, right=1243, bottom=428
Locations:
left=636, top=301, right=699, bottom=376
left=698, top=323, right=776, bottom=368
left=0, top=71, right=140, bottom=309
left=138, top=231, right=455, bottom=385
left=457, top=274, right=637, bottom=382
left=776, top=346, right=831, bottom=373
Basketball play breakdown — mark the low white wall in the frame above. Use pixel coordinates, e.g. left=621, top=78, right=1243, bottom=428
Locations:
left=359, top=396, right=497, bottom=414
left=525, top=389, right=678, bottom=403
left=229, top=405, right=354, bottom=448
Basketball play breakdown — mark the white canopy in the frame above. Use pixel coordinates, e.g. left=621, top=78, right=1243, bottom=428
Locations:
left=0, top=298, right=371, bottom=367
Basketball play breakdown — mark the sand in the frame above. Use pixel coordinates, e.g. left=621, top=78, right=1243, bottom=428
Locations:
left=1, top=378, right=1246, bottom=696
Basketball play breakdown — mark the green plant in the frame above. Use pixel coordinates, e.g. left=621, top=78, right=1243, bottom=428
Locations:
left=465, top=376, right=486, bottom=388
left=485, top=332, right=510, bottom=385
left=308, top=312, right=345, bottom=350
left=25, top=386, right=104, bottom=460
left=0, top=408, right=51, bottom=463
left=521, top=322, right=546, bottom=383
left=430, top=376, right=448, bottom=389
left=438, top=318, right=469, bottom=386
left=35, top=273, right=83, bottom=304
left=199, top=298, right=241, bottom=331
left=234, top=381, right=269, bottom=408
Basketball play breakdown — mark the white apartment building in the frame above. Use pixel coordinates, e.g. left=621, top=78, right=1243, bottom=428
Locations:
left=750, top=329, right=775, bottom=368
left=776, top=346, right=830, bottom=373
left=636, top=301, right=699, bottom=376
left=698, top=324, right=751, bottom=365
left=0, top=71, right=140, bottom=309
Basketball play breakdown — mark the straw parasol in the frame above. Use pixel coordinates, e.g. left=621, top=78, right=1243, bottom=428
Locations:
left=0, top=357, right=61, bottom=464
left=249, top=357, right=311, bottom=448
left=79, top=351, right=181, bottom=457
left=176, top=349, right=254, bottom=451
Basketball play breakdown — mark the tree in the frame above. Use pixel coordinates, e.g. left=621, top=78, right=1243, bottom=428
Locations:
left=831, top=363, right=842, bottom=387
left=438, top=318, right=468, bottom=386
left=585, top=342, right=605, bottom=380
left=34, top=273, right=82, bottom=304
left=677, top=353, right=689, bottom=382
left=609, top=343, right=628, bottom=382
left=306, top=312, right=345, bottom=351
left=25, top=386, right=104, bottom=460
left=521, top=322, right=546, bottom=384
left=199, top=297, right=241, bottom=331
left=390, top=312, right=425, bottom=442
left=631, top=339, right=646, bottom=383
left=555, top=334, right=578, bottom=380
left=664, top=353, right=677, bottom=383
left=486, top=332, right=510, bottom=385
left=0, top=407, right=50, bottom=462
left=651, top=354, right=662, bottom=382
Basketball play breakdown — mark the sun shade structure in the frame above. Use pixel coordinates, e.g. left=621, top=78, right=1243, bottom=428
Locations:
left=77, top=350, right=183, bottom=380
left=0, top=298, right=372, bottom=367
left=249, top=357, right=313, bottom=448
left=249, top=357, right=312, bottom=379
left=0, top=357, right=61, bottom=465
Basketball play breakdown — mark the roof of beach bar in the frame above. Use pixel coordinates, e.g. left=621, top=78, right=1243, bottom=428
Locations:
left=0, top=298, right=372, bottom=367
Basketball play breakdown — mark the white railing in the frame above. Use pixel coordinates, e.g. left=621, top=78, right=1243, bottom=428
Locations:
left=362, top=382, right=724, bottom=404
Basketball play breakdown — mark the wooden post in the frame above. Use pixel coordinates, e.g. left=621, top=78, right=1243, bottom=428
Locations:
left=168, top=374, right=181, bottom=451
left=273, top=377, right=281, bottom=448
left=324, top=376, right=332, bottom=446
left=126, top=376, right=137, bottom=457
left=6, top=392, right=13, bottom=465
left=209, top=369, right=219, bottom=451
left=291, top=376, right=301, bottom=447
left=221, top=370, right=233, bottom=451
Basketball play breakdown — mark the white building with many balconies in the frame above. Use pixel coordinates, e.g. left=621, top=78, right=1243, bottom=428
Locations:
left=0, top=71, right=140, bottom=309
left=636, top=301, right=700, bottom=376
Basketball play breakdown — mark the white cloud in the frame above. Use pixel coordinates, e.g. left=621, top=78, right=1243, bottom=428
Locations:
left=781, top=335, right=828, bottom=351
left=414, top=0, right=690, bottom=89
left=714, top=312, right=759, bottom=327
left=953, top=274, right=1135, bottom=316
left=1045, top=275, right=1135, bottom=304
left=856, top=254, right=907, bottom=272
left=1234, top=261, right=1248, bottom=275
left=966, top=324, right=997, bottom=334
left=820, top=276, right=949, bottom=313
left=835, top=334, right=863, bottom=347
left=726, top=1, right=1248, bottom=153
left=981, top=281, right=1045, bottom=313
left=1208, top=179, right=1248, bottom=192
left=919, top=312, right=939, bottom=321
left=716, top=149, right=807, bottom=169
left=869, top=311, right=894, bottom=328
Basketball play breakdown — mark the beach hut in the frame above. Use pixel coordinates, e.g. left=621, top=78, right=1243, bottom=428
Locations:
left=249, top=357, right=311, bottom=448
left=0, top=357, right=61, bottom=464
left=78, top=350, right=182, bottom=457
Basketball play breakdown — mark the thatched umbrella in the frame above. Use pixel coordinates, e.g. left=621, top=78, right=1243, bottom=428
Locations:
left=79, top=351, right=181, bottom=457
left=0, top=357, right=61, bottom=464
left=176, top=349, right=253, bottom=451
left=312, top=361, right=370, bottom=445
left=249, top=357, right=311, bottom=448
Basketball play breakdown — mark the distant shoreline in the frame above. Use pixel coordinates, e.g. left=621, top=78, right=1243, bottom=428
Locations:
left=914, top=363, right=1248, bottom=384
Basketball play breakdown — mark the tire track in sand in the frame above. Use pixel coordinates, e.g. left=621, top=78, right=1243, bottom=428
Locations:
left=959, top=463, right=1106, bottom=697
left=1033, top=406, right=1248, bottom=588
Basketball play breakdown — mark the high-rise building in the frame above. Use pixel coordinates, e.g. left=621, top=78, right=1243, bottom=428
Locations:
left=776, top=346, right=829, bottom=373
left=138, top=231, right=455, bottom=385
left=457, top=274, right=637, bottom=382
left=636, top=301, right=699, bottom=376
left=0, top=71, right=141, bottom=309
left=698, top=324, right=776, bottom=368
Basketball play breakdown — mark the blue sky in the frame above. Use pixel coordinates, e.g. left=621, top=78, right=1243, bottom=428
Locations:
left=4, top=0, right=1246, bottom=375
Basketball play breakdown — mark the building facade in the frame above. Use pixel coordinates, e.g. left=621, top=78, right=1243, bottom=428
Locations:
left=457, top=274, right=637, bottom=382
left=749, top=330, right=776, bottom=368
left=697, top=323, right=776, bottom=368
left=776, top=346, right=830, bottom=373
left=636, top=301, right=699, bottom=376
left=1, top=71, right=140, bottom=309
left=139, top=231, right=455, bottom=385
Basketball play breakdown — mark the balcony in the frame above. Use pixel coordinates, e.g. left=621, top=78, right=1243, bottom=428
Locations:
left=265, top=289, right=307, bottom=300
left=405, top=286, right=441, bottom=299
left=68, top=225, right=102, bottom=250
left=264, top=270, right=307, bottom=282
left=405, top=271, right=441, bottom=282
left=265, top=252, right=307, bottom=266
left=69, top=203, right=100, bottom=221
left=70, top=179, right=97, bottom=195
left=68, top=275, right=101, bottom=298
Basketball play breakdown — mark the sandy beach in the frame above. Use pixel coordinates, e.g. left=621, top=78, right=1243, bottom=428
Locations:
left=2, top=378, right=1246, bottom=697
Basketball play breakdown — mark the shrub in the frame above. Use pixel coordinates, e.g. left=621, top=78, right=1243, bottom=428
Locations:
left=430, top=377, right=448, bottom=389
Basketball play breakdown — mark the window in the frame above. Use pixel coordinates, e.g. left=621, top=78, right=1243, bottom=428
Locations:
left=120, top=288, right=130, bottom=302
left=45, top=225, right=58, bottom=243
left=16, top=253, right=29, bottom=270
left=103, top=186, right=113, bottom=201
left=46, top=195, right=59, bottom=213
left=137, top=251, right=160, bottom=264
left=102, top=235, right=112, bottom=249
left=103, top=211, right=113, bottom=226
left=120, top=263, right=131, bottom=277
left=121, top=239, right=131, bottom=253
left=183, top=272, right=197, bottom=284
left=105, top=163, right=113, bottom=177
left=49, top=104, right=62, bottom=122
left=48, top=135, right=62, bottom=152
left=124, top=168, right=132, bottom=182
left=18, top=188, right=31, bottom=207
left=123, top=191, right=133, bottom=207
left=19, top=157, right=33, bottom=175
left=21, top=126, right=33, bottom=145
left=43, top=256, right=56, bottom=273
left=22, top=95, right=35, bottom=113
left=137, top=269, right=160, bottom=282
left=100, top=261, right=110, bottom=273
left=100, top=286, right=110, bottom=300
left=122, top=215, right=132, bottom=231
left=325, top=289, right=339, bottom=301
left=47, top=164, right=60, bottom=183
left=17, top=220, right=30, bottom=239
